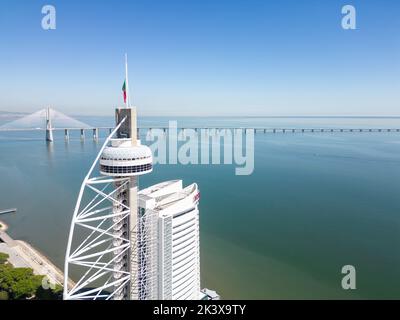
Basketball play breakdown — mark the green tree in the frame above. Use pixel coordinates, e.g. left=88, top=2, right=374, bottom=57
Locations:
left=0, top=252, right=9, bottom=264
left=0, top=290, right=8, bottom=300
left=0, top=255, right=63, bottom=300
left=0, top=264, right=43, bottom=299
left=36, top=283, right=63, bottom=300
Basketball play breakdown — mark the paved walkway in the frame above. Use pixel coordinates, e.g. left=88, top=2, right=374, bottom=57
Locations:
left=0, top=231, right=74, bottom=289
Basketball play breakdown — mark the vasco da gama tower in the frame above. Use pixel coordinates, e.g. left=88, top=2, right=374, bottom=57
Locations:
left=63, top=56, right=218, bottom=300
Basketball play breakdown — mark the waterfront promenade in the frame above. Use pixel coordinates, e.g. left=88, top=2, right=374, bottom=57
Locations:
left=0, top=225, right=74, bottom=290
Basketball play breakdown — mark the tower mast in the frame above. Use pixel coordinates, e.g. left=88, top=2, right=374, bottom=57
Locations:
left=125, top=53, right=130, bottom=108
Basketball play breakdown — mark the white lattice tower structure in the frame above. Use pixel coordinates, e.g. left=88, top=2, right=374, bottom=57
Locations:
left=63, top=107, right=153, bottom=300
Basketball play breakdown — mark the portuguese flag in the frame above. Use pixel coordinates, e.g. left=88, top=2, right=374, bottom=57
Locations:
left=122, top=80, right=127, bottom=103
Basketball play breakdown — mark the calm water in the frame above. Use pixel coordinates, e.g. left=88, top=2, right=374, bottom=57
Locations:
left=1, top=116, right=400, bottom=299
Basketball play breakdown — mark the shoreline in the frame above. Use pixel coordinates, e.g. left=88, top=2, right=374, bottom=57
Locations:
left=0, top=227, right=74, bottom=290
left=16, top=239, right=74, bottom=289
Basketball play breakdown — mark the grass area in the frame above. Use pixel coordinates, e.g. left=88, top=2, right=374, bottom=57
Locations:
left=0, top=252, right=62, bottom=300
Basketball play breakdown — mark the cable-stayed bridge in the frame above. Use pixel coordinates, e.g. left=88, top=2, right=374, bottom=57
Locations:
left=0, top=108, right=109, bottom=141
left=0, top=108, right=91, bottom=131
left=0, top=108, right=399, bottom=142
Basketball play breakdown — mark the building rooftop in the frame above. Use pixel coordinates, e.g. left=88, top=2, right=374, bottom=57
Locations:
left=139, top=180, right=199, bottom=212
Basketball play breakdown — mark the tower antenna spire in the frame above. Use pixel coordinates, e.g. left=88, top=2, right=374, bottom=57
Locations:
left=125, top=53, right=131, bottom=108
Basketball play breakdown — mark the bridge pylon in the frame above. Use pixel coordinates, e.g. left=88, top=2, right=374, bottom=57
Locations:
left=45, top=107, right=54, bottom=142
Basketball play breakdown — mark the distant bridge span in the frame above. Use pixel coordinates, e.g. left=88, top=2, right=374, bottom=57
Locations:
left=0, top=125, right=399, bottom=142
left=0, top=108, right=399, bottom=141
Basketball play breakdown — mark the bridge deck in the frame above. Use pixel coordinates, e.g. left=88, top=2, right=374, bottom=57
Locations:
left=1, top=127, right=400, bottom=132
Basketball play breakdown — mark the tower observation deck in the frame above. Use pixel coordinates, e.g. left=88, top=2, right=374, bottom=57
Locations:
left=99, top=107, right=152, bottom=300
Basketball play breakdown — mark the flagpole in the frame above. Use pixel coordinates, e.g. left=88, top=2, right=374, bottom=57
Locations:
left=125, top=53, right=130, bottom=108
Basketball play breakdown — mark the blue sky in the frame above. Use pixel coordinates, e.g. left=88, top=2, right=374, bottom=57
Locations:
left=0, top=0, right=399, bottom=116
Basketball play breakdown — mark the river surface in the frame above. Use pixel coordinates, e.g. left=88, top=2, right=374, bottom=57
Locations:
left=1, top=116, right=400, bottom=299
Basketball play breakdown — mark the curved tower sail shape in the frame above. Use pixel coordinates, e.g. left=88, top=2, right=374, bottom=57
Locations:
left=64, top=57, right=153, bottom=300
left=63, top=108, right=153, bottom=300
